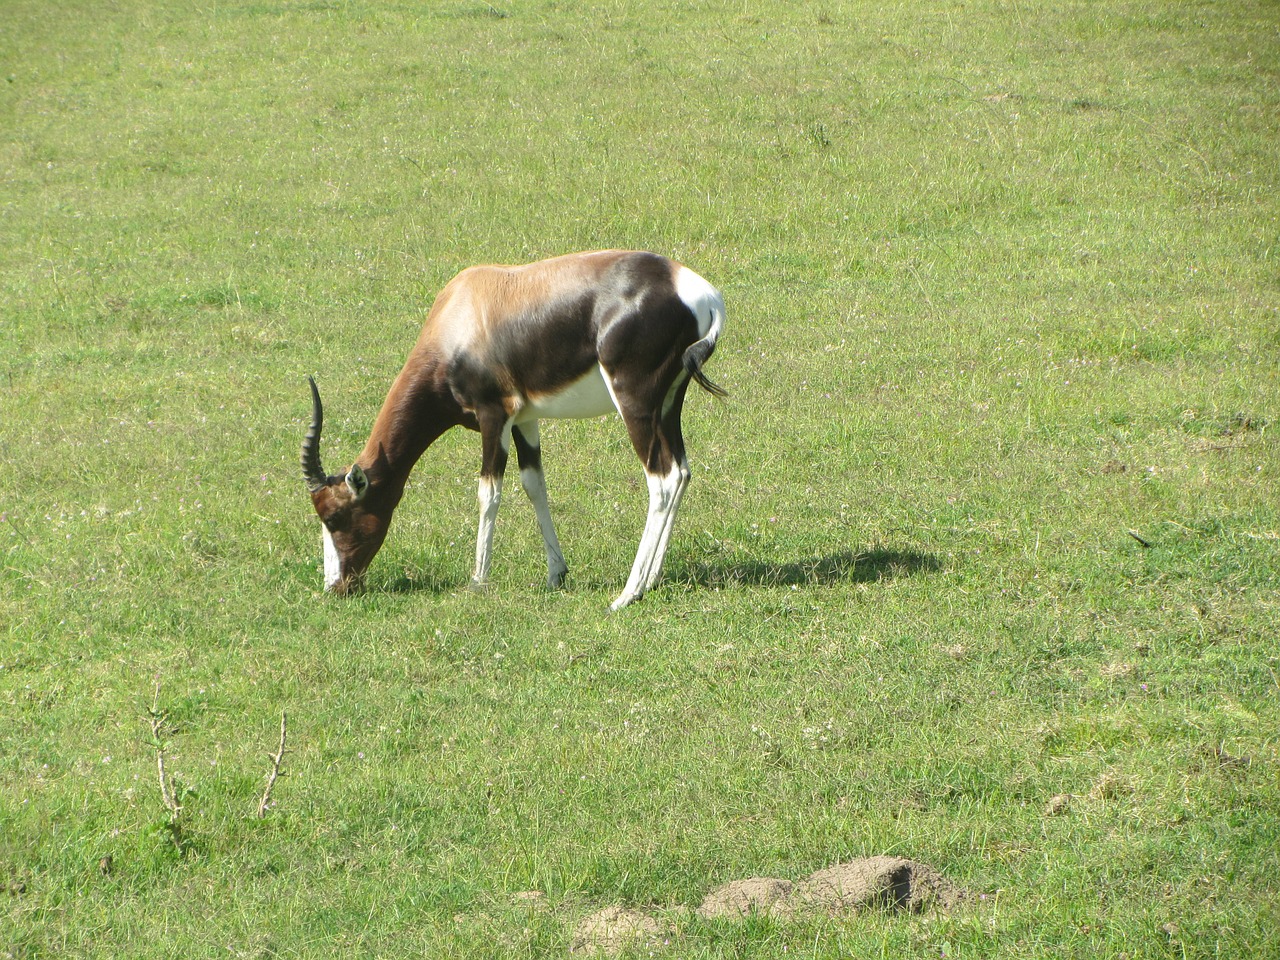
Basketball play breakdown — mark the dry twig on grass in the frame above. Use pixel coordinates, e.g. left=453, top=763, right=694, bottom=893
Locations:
left=146, top=679, right=186, bottom=853
left=257, top=710, right=288, bottom=818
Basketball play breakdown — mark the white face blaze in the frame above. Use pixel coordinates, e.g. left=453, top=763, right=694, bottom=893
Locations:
left=321, top=525, right=342, bottom=591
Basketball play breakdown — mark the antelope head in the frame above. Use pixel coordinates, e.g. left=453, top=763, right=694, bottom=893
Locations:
left=301, top=377, right=391, bottom=593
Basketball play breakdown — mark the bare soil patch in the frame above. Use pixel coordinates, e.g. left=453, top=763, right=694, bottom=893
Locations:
left=697, top=877, right=796, bottom=919
left=570, top=905, right=668, bottom=956
left=797, top=856, right=961, bottom=913
left=570, top=856, right=961, bottom=954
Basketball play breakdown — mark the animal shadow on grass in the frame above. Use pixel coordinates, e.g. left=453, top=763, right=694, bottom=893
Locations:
left=674, top=547, right=940, bottom=590
left=382, top=569, right=459, bottom=595
left=379, top=548, right=937, bottom=596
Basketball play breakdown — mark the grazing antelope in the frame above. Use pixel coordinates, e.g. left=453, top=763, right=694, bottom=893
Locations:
left=301, top=250, right=726, bottom=610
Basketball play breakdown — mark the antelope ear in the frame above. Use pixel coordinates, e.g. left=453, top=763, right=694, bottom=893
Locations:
left=345, top=464, right=369, bottom=500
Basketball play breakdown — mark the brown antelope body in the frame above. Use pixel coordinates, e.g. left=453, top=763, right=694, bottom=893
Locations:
left=301, top=250, right=726, bottom=610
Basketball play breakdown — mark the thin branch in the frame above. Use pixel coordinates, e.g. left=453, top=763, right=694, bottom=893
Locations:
left=257, top=710, right=288, bottom=819
left=147, top=679, right=185, bottom=853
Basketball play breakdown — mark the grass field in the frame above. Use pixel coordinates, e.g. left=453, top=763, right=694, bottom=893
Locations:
left=3, top=1, right=1278, bottom=956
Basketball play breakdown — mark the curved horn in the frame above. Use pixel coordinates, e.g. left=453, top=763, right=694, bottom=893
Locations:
left=301, top=376, right=329, bottom=492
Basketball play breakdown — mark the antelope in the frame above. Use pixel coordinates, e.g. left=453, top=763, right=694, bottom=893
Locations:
left=301, top=250, right=726, bottom=610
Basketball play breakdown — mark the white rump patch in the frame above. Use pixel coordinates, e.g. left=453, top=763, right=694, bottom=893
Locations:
left=674, top=265, right=725, bottom=342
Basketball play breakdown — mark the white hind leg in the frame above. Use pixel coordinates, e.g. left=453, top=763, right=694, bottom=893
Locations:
left=611, top=463, right=686, bottom=611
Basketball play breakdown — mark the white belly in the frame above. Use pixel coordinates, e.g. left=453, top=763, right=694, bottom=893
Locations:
left=517, top=364, right=617, bottom=422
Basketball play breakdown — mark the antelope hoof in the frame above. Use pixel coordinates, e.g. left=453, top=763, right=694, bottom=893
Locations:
left=548, top=566, right=568, bottom=590
left=609, top=590, right=641, bottom=612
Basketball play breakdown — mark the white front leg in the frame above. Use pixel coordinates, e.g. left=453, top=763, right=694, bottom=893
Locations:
left=520, top=465, right=569, bottom=588
left=472, top=475, right=503, bottom=587
left=510, top=419, right=568, bottom=588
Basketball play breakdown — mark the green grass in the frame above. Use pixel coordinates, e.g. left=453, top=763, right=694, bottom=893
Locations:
left=3, top=1, right=1278, bottom=956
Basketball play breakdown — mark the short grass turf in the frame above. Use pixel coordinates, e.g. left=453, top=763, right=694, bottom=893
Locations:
left=2, top=1, right=1278, bottom=957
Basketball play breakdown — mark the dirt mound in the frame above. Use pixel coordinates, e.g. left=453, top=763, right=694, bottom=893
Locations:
left=697, top=877, right=796, bottom=919
left=570, top=856, right=960, bottom=954
left=798, top=856, right=961, bottom=913
left=570, top=905, right=667, bottom=956
left=691, top=857, right=960, bottom=924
